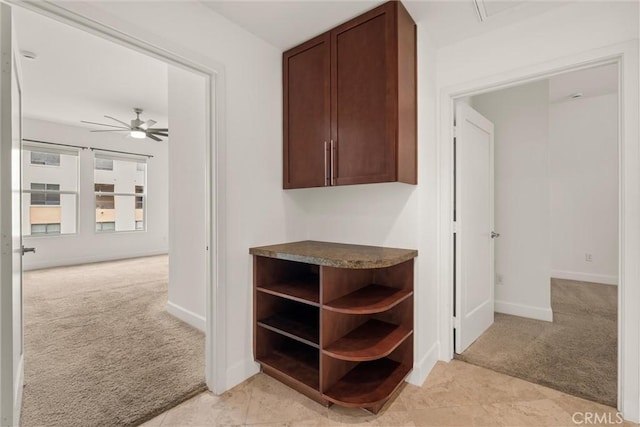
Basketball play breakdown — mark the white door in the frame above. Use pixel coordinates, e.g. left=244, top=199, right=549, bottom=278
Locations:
left=0, top=4, right=24, bottom=425
left=454, top=102, right=495, bottom=353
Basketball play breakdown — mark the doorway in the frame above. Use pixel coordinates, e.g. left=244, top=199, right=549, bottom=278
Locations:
left=453, top=63, right=619, bottom=406
left=438, top=41, right=639, bottom=419
left=0, top=2, right=220, bottom=425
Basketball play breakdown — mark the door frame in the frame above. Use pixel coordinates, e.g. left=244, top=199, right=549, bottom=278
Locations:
left=0, top=4, right=25, bottom=423
left=6, top=1, right=228, bottom=394
left=437, top=40, right=639, bottom=420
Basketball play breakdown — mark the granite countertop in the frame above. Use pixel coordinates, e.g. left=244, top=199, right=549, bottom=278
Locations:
left=249, top=240, right=417, bottom=269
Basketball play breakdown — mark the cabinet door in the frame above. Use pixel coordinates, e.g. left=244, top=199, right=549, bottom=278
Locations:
left=283, top=34, right=331, bottom=189
left=331, top=3, right=396, bottom=186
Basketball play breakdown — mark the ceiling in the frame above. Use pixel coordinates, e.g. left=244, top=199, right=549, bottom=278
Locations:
left=549, top=64, right=618, bottom=103
left=201, top=0, right=569, bottom=50
left=202, top=1, right=384, bottom=51
left=14, top=7, right=168, bottom=130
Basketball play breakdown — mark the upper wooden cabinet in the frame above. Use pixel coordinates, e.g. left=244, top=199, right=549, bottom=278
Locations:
left=283, top=1, right=417, bottom=189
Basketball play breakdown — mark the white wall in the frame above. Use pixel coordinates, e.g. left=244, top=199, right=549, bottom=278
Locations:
left=166, top=66, right=207, bottom=331
left=22, top=118, right=168, bottom=270
left=471, top=81, right=553, bottom=321
left=436, top=2, right=638, bottom=89
left=549, top=93, right=618, bottom=285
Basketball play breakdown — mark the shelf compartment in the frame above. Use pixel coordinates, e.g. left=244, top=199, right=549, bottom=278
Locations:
left=324, top=284, right=412, bottom=314
left=323, top=319, right=412, bottom=361
left=321, top=259, right=413, bottom=309
left=322, top=358, right=411, bottom=409
left=256, top=292, right=320, bottom=347
left=258, top=312, right=319, bottom=348
left=322, top=296, right=413, bottom=354
left=256, top=329, right=320, bottom=391
left=257, top=275, right=319, bottom=306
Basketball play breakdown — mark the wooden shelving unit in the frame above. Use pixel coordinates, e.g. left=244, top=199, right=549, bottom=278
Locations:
left=251, top=241, right=417, bottom=413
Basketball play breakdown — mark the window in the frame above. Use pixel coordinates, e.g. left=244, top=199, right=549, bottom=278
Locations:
left=30, top=183, right=60, bottom=206
left=95, top=158, right=113, bottom=171
left=95, top=222, right=115, bottom=232
left=95, top=184, right=115, bottom=209
left=31, top=223, right=61, bottom=235
left=135, top=185, right=144, bottom=209
left=23, top=145, right=79, bottom=236
left=30, top=151, right=60, bottom=166
left=94, top=154, right=147, bottom=232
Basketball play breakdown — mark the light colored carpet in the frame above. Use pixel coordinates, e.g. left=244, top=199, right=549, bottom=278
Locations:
left=456, top=278, right=617, bottom=407
left=20, top=255, right=206, bottom=427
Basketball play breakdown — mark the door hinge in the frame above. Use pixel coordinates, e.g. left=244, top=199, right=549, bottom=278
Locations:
left=452, top=222, right=458, bottom=233
left=453, top=316, right=461, bottom=329
left=453, top=126, right=458, bottom=137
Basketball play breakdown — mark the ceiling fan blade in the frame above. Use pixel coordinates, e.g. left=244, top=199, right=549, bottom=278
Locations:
left=150, top=132, right=168, bottom=137
left=104, top=115, right=131, bottom=127
left=81, top=120, right=129, bottom=129
left=147, top=134, right=162, bottom=142
left=141, top=119, right=157, bottom=130
left=147, top=128, right=168, bottom=132
left=90, top=129, right=131, bottom=132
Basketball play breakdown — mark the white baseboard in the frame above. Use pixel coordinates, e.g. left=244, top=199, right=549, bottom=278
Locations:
left=23, top=250, right=169, bottom=271
left=495, top=300, right=553, bottom=322
left=226, top=358, right=260, bottom=391
left=407, top=341, right=439, bottom=387
left=551, top=270, right=618, bottom=285
left=167, top=301, right=206, bottom=332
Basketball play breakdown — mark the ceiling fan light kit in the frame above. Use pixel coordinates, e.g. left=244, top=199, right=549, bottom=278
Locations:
left=81, top=108, right=169, bottom=142
left=130, top=130, right=146, bottom=139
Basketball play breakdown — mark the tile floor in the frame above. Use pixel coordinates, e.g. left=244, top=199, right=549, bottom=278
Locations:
left=141, top=360, right=636, bottom=426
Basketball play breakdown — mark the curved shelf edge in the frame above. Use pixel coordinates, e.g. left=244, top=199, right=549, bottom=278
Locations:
left=323, top=321, right=412, bottom=362
left=322, top=359, right=412, bottom=408
left=323, top=286, right=413, bottom=315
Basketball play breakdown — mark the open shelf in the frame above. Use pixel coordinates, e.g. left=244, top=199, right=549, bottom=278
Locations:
left=324, top=284, right=412, bottom=314
left=323, top=319, right=412, bottom=361
left=323, top=358, right=411, bottom=408
left=258, top=312, right=319, bottom=348
left=252, top=247, right=416, bottom=412
left=258, top=342, right=320, bottom=391
left=257, top=275, right=319, bottom=306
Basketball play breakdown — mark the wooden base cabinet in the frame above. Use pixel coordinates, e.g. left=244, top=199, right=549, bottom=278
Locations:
left=251, top=241, right=417, bottom=413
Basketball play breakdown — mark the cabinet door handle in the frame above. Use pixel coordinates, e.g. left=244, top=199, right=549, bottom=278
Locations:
left=324, top=141, right=328, bottom=186
left=330, top=139, right=336, bottom=186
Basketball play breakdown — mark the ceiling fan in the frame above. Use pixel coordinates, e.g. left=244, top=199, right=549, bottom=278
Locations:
left=81, top=108, right=168, bottom=141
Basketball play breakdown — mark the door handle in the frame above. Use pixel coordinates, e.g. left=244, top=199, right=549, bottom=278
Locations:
left=491, top=231, right=500, bottom=239
left=324, top=141, right=329, bottom=186
left=330, top=139, right=336, bottom=186
left=21, top=245, right=36, bottom=255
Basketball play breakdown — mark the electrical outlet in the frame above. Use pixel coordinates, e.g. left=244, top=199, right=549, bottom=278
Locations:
left=496, top=274, right=504, bottom=286
left=585, top=253, right=593, bottom=262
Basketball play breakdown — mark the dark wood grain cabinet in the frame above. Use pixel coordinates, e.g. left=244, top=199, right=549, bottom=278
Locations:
left=250, top=241, right=417, bottom=413
left=283, top=1, right=417, bottom=189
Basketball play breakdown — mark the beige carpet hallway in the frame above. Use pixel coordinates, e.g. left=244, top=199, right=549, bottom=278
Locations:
left=21, top=255, right=206, bottom=427
left=456, top=278, right=617, bottom=407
